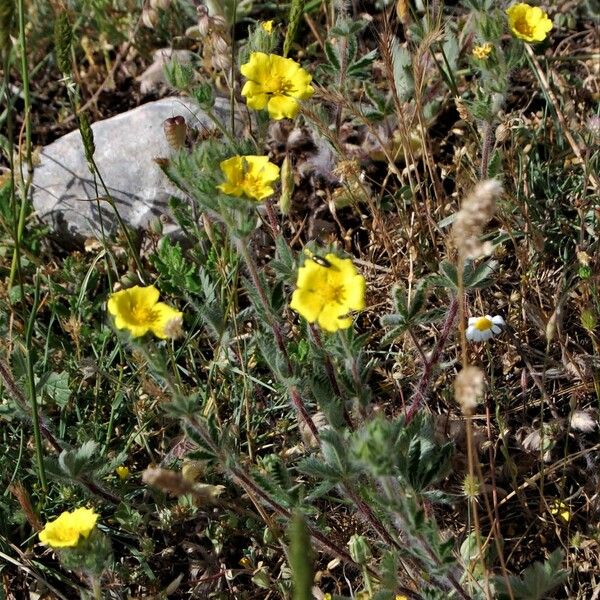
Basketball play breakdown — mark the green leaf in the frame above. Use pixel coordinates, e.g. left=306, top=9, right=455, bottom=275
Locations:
left=391, top=38, right=414, bottom=101
left=325, top=41, right=341, bottom=71
left=463, top=259, right=498, bottom=289
left=495, top=549, right=567, bottom=600
left=347, top=49, right=378, bottom=79
left=42, top=371, right=71, bottom=408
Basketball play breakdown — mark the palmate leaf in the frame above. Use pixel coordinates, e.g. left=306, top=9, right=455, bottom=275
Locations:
left=495, top=549, right=567, bottom=600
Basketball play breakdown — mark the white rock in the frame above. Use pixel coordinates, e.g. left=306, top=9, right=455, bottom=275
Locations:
left=31, top=97, right=230, bottom=245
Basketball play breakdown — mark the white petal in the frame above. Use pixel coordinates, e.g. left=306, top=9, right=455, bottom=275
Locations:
left=480, top=330, right=493, bottom=341
left=491, top=325, right=501, bottom=334
left=492, top=315, right=505, bottom=326
left=472, top=329, right=483, bottom=342
left=466, top=326, right=476, bottom=341
left=468, top=317, right=477, bottom=326
left=484, top=315, right=493, bottom=321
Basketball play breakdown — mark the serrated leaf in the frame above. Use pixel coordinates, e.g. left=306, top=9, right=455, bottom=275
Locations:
left=495, top=549, right=567, bottom=600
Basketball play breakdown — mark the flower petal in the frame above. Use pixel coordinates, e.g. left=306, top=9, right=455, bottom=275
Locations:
left=317, top=302, right=352, bottom=332
left=290, top=287, right=322, bottom=323
left=267, top=94, right=300, bottom=120
left=150, top=303, right=184, bottom=339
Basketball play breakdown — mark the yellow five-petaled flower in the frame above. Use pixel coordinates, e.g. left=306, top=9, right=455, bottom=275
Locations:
left=217, top=155, right=280, bottom=201
left=39, top=507, right=99, bottom=549
left=107, top=285, right=183, bottom=339
left=241, top=52, right=314, bottom=120
left=290, top=253, right=365, bottom=332
left=506, top=3, right=553, bottom=43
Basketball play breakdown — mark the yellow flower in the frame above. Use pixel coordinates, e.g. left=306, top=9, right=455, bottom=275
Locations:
left=39, top=508, right=98, bottom=549
left=472, top=43, right=493, bottom=59
left=549, top=499, right=571, bottom=522
left=261, top=20, right=274, bottom=34
left=115, top=466, right=130, bottom=480
left=217, top=155, right=280, bottom=201
left=290, top=253, right=365, bottom=332
left=107, top=285, right=183, bottom=339
left=506, top=3, right=553, bottom=43
left=241, top=52, right=314, bottom=120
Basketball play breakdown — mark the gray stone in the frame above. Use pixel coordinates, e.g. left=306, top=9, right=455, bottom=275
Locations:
left=31, top=97, right=230, bottom=245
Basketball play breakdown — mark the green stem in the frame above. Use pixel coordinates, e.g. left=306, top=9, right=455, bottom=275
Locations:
left=26, top=269, right=47, bottom=491
left=89, top=574, right=102, bottom=600
left=9, top=0, right=34, bottom=291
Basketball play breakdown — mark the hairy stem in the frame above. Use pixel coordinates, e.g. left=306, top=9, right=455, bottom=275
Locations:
left=405, top=297, right=459, bottom=422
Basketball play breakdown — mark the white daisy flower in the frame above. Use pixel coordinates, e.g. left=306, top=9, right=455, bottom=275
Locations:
left=466, top=315, right=505, bottom=342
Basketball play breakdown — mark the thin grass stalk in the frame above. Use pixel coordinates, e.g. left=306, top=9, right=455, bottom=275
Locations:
left=25, top=269, right=47, bottom=491
left=229, top=0, right=237, bottom=136
left=456, top=253, right=489, bottom=597
left=9, top=0, right=34, bottom=290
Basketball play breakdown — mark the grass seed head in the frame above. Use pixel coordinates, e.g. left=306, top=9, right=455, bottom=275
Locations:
left=452, top=179, right=502, bottom=259
left=455, top=365, right=485, bottom=416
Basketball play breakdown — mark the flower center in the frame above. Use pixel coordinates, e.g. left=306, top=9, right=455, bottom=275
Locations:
left=242, top=174, right=266, bottom=198
left=515, top=16, right=534, bottom=37
left=130, top=303, right=154, bottom=325
left=322, top=283, right=346, bottom=305
left=474, top=317, right=492, bottom=331
left=264, top=75, right=292, bottom=96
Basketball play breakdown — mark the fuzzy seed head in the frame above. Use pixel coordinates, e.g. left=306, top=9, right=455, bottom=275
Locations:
left=455, top=365, right=485, bottom=415
left=452, top=179, right=502, bottom=259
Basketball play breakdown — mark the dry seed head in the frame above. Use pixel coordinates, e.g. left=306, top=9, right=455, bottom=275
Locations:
left=454, top=97, right=471, bottom=122
left=452, top=179, right=502, bottom=259
left=279, top=156, right=294, bottom=215
left=495, top=122, right=510, bottom=143
left=163, top=116, right=187, bottom=149
left=570, top=410, right=597, bottom=433
left=142, top=7, right=159, bottom=29
left=455, top=365, right=485, bottom=415
left=150, top=0, right=171, bottom=9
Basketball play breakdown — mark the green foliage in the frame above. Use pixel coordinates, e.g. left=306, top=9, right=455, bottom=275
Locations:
left=381, top=279, right=444, bottom=342
left=37, top=370, right=71, bottom=408
left=430, top=259, right=498, bottom=291
left=319, top=18, right=377, bottom=81
left=1, top=0, right=595, bottom=597
left=495, top=549, right=568, bottom=600
left=164, top=58, right=196, bottom=93
left=151, top=238, right=202, bottom=296
left=351, top=414, right=453, bottom=491
left=391, top=38, right=414, bottom=101
left=283, top=0, right=305, bottom=58
left=0, top=0, right=14, bottom=52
